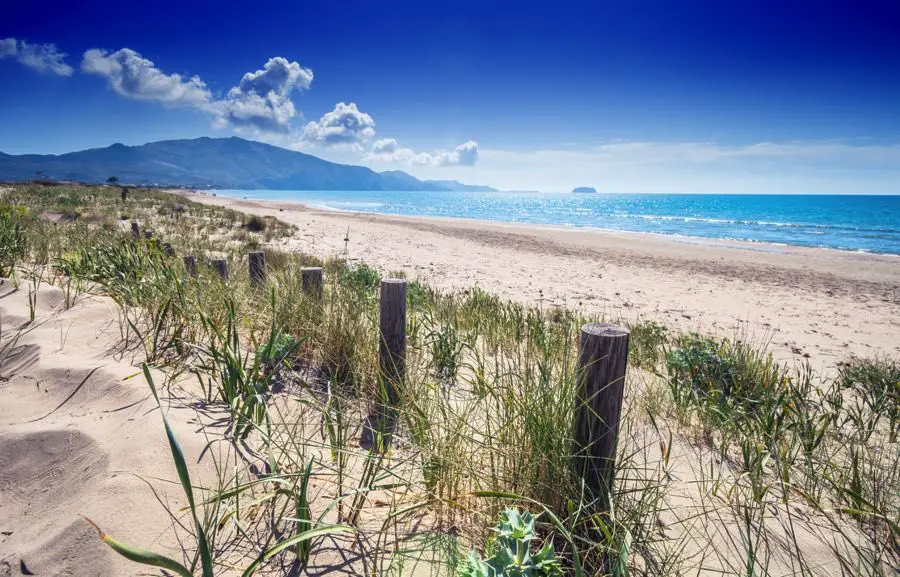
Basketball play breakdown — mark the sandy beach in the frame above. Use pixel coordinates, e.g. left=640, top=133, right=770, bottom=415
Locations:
left=184, top=191, right=900, bottom=369
left=1, top=185, right=896, bottom=575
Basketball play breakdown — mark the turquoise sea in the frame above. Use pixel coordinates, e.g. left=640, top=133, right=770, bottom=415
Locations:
left=216, top=190, right=900, bottom=255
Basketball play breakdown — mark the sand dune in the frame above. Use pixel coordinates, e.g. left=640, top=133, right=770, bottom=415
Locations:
left=2, top=190, right=897, bottom=574
left=0, top=280, right=213, bottom=576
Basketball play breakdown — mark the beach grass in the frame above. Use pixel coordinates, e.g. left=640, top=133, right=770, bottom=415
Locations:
left=1, top=182, right=897, bottom=576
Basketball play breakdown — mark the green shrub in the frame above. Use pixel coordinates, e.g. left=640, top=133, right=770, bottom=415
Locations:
left=666, top=333, right=787, bottom=421
left=257, top=331, right=302, bottom=371
left=627, top=319, right=668, bottom=369
left=0, top=204, right=29, bottom=276
left=838, top=356, right=899, bottom=442
left=244, top=214, right=267, bottom=232
left=340, top=262, right=381, bottom=293
left=425, top=315, right=468, bottom=382
left=407, top=279, right=432, bottom=310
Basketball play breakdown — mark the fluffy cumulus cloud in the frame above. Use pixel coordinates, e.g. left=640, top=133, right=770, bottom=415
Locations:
left=81, top=48, right=211, bottom=106
left=366, top=139, right=479, bottom=167
left=215, top=57, right=313, bottom=133
left=0, top=37, right=73, bottom=76
left=79, top=49, right=315, bottom=134
left=372, top=138, right=399, bottom=154
left=301, top=102, right=375, bottom=148
left=432, top=140, right=479, bottom=166
left=236, top=57, right=312, bottom=96
left=72, top=45, right=383, bottom=146
left=364, top=138, right=415, bottom=162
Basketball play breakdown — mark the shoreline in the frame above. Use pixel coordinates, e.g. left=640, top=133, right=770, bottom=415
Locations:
left=208, top=188, right=900, bottom=257
left=188, top=189, right=900, bottom=268
left=177, top=189, right=900, bottom=367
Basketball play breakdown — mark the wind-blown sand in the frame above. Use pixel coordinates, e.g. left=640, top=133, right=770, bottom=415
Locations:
left=185, top=191, right=900, bottom=369
left=0, top=279, right=215, bottom=575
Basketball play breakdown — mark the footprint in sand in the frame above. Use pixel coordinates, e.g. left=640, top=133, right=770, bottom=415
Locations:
left=0, top=430, right=111, bottom=574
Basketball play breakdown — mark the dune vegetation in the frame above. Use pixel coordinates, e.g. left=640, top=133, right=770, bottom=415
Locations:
left=0, top=183, right=897, bottom=576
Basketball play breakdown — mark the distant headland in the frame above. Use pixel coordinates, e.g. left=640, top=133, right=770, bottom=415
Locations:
left=0, top=136, right=498, bottom=192
left=572, top=186, right=597, bottom=193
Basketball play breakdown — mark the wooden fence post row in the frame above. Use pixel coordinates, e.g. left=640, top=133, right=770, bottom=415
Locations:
left=249, top=251, right=266, bottom=286
left=301, top=267, right=323, bottom=300
left=572, top=322, right=630, bottom=510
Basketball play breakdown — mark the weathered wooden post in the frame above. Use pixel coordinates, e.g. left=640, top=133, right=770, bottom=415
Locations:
left=379, top=278, right=407, bottom=410
left=363, top=278, right=407, bottom=451
left=572, top=322, right=630, bottom=506
left=143, top=230, right=153, bottom=240
left=182, top=255, right=197, bottom=277
left=212, top=259, right=229, bottom=281
left=163, top=242, right=174, bottom=257
left=130, top=221, right=140, bottom=240
left=301, top=267, right=324, bottom=300
left=154, top=238, right=162, bottom=252
left=248, top=251, right=266, bottom=286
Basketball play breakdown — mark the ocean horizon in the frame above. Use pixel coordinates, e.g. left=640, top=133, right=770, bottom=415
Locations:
left=215, top=190, right=900, bottom=255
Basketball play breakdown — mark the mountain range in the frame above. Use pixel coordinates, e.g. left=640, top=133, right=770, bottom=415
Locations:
left=0, top=137, right=498, bottom=192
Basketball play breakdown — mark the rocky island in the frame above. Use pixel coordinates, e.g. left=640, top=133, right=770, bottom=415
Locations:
left=572, top=186, right=598, bottom=193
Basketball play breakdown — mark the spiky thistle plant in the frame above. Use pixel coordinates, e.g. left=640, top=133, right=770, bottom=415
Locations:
left=459, top=508, right=562, bottom=577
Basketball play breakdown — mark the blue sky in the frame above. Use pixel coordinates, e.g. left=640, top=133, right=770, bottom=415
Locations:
left=1, top=0, right=899, bottom=193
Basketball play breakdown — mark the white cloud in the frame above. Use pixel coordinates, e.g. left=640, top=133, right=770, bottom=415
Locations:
left=432, top=140, right=479, bottom=166
left=411, top=152, right=438, bottom=166
left=0, top=38, right=73, bottom=76
left=364, top=139, right=480, bottom=167
left=236, top=56, right=312, bottom=95
left=0, top=38, right=16, bottom=58
left=458, top=140, right=900, bottom=193
left=215, top=57, right=313, bottom=133
left=372, top=138, right=399, bottom=154
left=81, top=48, right=211, bottom=106
left=364, top=138, right=416, bottom=162
left=302, top=102, right=375, bottom=148
left=80, top=49, right=315, bottom=135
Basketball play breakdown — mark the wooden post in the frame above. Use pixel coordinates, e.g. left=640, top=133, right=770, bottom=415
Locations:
left=182, top=255, right=197, bottom=277
left=379, top=279, right=407, bottom=408
left=143, top=230, right=153, bottom=240
left=130, top=221, right=140, bottom=240
left=364, top=278, right=406, bottom=450
left=572, top=322, right=630, bottom=505
left=248, top=251, right=266, bottom=286
left=154, top=238, right=162, bottom=252
left=301, top=267, right=324, bottom=300
left=212, top=259, right=229, bottom=281
left=163, top=242, right=174, bottom=257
